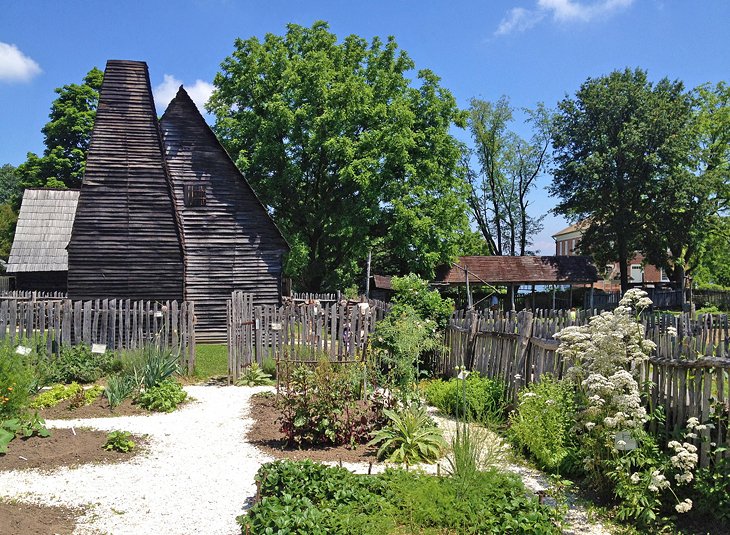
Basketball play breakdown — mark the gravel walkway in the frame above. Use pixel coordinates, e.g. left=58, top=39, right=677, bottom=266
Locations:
left=0, top=385, right=273, bottom=535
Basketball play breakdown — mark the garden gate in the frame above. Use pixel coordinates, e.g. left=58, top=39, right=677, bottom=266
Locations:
left=226, top=291, right=389, bottom=382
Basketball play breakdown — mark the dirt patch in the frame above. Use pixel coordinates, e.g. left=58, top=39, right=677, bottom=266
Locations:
left=0, top=428, right=145, bottom=472
left=0, top=501, right=78, bottom=535
left=38, top=395, right=148, bottom=420
left=247, top=393, right=380, bottom=464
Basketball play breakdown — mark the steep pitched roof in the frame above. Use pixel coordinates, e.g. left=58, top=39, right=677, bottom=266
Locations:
left=7, top=189, right=79, bottom=273
left=436, top=255, right=599, bottom=285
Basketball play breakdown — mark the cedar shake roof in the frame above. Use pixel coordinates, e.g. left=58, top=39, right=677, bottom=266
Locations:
left=436, top=256, right=599, bottom=285
left=7, top=189, right=79, bottom=273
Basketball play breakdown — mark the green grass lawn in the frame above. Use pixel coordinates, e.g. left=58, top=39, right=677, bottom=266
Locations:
left=194, top=343, right=228, bottom=379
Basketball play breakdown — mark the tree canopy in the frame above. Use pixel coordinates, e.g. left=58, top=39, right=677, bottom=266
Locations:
left=17, top=67, right=103, bottom=191
left=550, top=68, right=694, bottom=293
left=208, top=21, right=473, bottom=291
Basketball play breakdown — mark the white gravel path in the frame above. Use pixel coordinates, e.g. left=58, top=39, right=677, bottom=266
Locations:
left=0, top=385, right=274, bottom=535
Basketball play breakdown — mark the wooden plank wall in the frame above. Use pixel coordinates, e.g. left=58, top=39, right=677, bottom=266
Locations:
left=67, top=60, right=184, bottom=302
left=160, top=88, right=288, bottom=343
left=227, top=292, right=387, bottom=381
left=440, top=308, right=730, bottom=465
left=0, top=298, right=195, bottom=372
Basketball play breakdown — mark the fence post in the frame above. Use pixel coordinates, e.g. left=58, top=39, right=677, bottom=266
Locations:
left=514, top=310, right=534, bottom=398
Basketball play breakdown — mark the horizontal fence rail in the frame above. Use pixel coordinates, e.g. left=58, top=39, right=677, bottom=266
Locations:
left=228, top=292, right=389, bottom=381
left=0, top=298, right=195, bottom=372
left=440, top=308, right=730, bottom=466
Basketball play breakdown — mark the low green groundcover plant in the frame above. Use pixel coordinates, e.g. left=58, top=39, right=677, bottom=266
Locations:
left=0, top=412, right=50, bottom=453
left=137, top=378, right=187, bottom=413
left=240, top=460, right=560, bottom=534
left=423, top=372, right=508, bottom=425
left=46, top=343, right=120, bottom=384
left=235, top=362, right=274, bottom=387
left=30, top=382, right=84, bottom=409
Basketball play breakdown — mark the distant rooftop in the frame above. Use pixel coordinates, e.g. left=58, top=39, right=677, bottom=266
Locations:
left=552, top=221, right=587, bottom=238
left=436, top=255, right=599, bottom=285
left=7, top=189, right=80, bottom=273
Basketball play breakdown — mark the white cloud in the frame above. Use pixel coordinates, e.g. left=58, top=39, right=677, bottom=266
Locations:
left=0, top=42, right=41, bottom=82
left=495, top=0, right=634, bottom=35
left=153, top=74, right=214, bottom=113
left=495, top=8, right=545, bottom=36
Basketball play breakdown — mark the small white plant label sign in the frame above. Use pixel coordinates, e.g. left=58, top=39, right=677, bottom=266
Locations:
left=154, top=311, right=163, bottom=318
left=15, top=346, right=31, bottom=356
left=615, top=431, right=637, bottom=451
left=270, top=322, right=282, bottom=331
left=91, top=343, right=107, bottom=354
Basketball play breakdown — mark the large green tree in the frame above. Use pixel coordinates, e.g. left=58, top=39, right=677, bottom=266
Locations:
left=17, top=67, right=103, bottom=191
left=0, top=164, right=21, bottom=205
left=550, top=68, right=693, bottom=293
left=466, top=97, right=552, bottom=256
left=644, top=82, right=729, bottom=295
left=208, top=22, right=472, bottom=291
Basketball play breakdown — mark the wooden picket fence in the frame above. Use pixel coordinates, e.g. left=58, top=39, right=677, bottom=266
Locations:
left=0, top=290, right=67, bottom=300
left=0, top=298, right=196, bottom=372
left=439, top=308, right=730, bottom=466
left=227, top=291, right=388, bottom=381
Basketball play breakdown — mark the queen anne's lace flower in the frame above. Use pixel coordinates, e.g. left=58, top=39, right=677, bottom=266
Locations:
left=675, top=498, right=693, bottom=513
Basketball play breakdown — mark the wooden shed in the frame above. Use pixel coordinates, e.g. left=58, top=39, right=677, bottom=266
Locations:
left=67, top=60, right=185, bottom=301
left=160, top=87, right=288, bottom=341
left=6, top=188, right=79, bottom=292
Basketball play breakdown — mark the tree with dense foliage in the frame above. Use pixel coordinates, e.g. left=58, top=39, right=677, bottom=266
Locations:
left=208, top=22, right=472, bottom=291
left=466, top=97, right=552, bottom=256
left=550, top=68, right=693, bottom=293
left=644, top=82, right=729, bottom=295
left=0, top=203, right=18, bottom=262
left=17, top=67, right=103, bottom=191
left=0, top=164, right=21, bottom=206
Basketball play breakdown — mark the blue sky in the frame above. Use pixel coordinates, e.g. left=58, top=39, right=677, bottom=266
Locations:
left=1, top=0, right=728, bottom=254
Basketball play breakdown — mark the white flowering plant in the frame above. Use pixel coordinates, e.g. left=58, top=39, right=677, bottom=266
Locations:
left=555, top=289, right=698, bottom=526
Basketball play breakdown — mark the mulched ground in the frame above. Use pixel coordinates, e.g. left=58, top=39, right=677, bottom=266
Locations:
left=37, top=395, right=148, bottom=420
left=247, top=393, right=380, bottom=464
left=0, top=501, right=78, bottom=535
left=0, top=428, right=145, bottom=472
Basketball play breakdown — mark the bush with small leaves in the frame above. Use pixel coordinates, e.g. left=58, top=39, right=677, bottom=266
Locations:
left=137, top=378, right=187, bottom=413
left=104, top=430, right=135, bottom=453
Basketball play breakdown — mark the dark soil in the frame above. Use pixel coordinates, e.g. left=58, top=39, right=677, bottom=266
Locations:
left=247, top=393, right=380, bottom=464
left=0, top=501, right=78, bottom=535
left=0, top=428, right=145, bottom=472
left=38, top=395, right=148, bottom=420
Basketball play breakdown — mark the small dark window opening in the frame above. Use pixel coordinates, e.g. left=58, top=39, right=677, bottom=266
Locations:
left=184, top=184, right=206, bottom=207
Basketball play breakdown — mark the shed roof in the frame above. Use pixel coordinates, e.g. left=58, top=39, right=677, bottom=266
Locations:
left=436, top=256, right=599, bottom=285
left=7, top=189, right=80, bottom=273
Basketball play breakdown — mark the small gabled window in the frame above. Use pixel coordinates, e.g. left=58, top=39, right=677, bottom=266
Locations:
left=184, top=184, right=206, bottom=207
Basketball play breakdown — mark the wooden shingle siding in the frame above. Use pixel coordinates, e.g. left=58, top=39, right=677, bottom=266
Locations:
left=160, top=87, right=288, bottom=341
left=67, top=60, right=184, bottom=301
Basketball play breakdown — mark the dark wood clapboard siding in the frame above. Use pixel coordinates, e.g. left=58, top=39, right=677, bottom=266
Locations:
left=160, top=87, right=288, bottom=341
left=67, top=60, right=184, bottom=301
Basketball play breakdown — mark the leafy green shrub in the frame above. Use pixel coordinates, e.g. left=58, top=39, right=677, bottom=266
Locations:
left=235, top=362, right=274, bottom=386
left=105, top=373, right=138, bottom=408
left=137, top=378, right=187, bottom=412
left=390, top=274, right=454, bottom=329
left=0, top=411, right=50, bottom=453
left=279, top=360, right=383, bottom=448
left=423, top=372, right=508, bottom=425
left=47, top=343, right=117, bottom=384
left=104, top=430, right=135, bottom=453
left=241, top=460, right=560, bottom=534
left=30, top=382, right=83, bottom=409
left=261, top=356, right=277, bottom=379
left=371, top=304, right=440, bottom=397
left=509, top=376, right=577, bottom=472
left=368, top=404, right=446, bottom=464
left=694, top=454, right=730, bottom=522
left=0, top=341, right=35, bottom=419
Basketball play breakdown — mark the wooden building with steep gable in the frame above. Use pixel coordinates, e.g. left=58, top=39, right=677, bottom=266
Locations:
left=160, top=87, right=288, bottom=340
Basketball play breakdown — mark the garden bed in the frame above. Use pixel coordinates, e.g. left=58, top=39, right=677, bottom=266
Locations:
left=0, top=428, right=145, bottom=472
left=37, top=395, right=148, bottom=419
left=0, top=500, right=78, bottom=535
left=247, top=393, right=379, bottom=463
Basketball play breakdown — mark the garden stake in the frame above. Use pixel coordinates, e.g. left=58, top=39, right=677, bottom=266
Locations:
left=368, top=462, right=372, bottom=475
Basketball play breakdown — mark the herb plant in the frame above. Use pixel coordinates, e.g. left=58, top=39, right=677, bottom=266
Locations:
left=137, top=378, right=187, bottom=413
left=30, top=382, right=83, bottom=409
left=104, top=430, right=136, bottom=453
left=235, top=362, right=274, bottom=386
left=368, top=404, right=446, bottom=464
